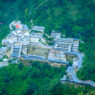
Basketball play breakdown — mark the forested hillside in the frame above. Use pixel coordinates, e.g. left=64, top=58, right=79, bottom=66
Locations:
left=0, top=62, right=94, bottom=95
left=0, top=0, right=95, bottom=94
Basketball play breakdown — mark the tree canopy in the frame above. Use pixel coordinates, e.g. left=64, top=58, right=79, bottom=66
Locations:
left=0, top=0, right=95, bottom=94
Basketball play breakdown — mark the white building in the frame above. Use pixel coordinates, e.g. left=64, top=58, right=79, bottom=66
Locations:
left=11, top=45, right=22, bottom=58
left=30, top=32, right=43, bottom=43
left=53, top=38, right=73, bottom=52
left=31, top=32, right=43, bottom=38
left=72, top=39, right=79, bottom=52
left=9, top=20, right=23, bottom=30
left=0, top=47, right=6, bottom=54
left=32, top=26, right=45, bottom=32
left=23, top=25, right=29, bottom=30
left=48, top=49, right=66, bottom=62
left=2, top=39, right=10, bottom=45
left=30, top=38, right=40, bottom=43
left=0, top=47, right=6, bottom=59
left=51, top=31, right=61, bottom=39
left=0, top=55, right=3, bottom=59
left=22, top=45, right=28, bottom=55
left=53, top=38, right=79, bottom=53
left=7, top=34, right=17, bottom=44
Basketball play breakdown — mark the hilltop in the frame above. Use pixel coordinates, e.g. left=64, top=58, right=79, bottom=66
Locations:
left=0, top=0, right=95, bottom=94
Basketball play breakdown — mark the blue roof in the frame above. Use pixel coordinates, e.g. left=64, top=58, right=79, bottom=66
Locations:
left=23, top=25, right=28, bottom=30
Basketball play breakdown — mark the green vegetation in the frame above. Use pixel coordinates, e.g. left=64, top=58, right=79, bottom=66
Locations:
left=0, top=62, right=94, bottom=95
left=43, top=33, right=53, bottom=45
left=0, top=0, right=95, bottom=94
left=0, top=62, right=66, bottom=95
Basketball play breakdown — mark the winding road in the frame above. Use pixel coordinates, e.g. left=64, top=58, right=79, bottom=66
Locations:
left=60, top=52, right=95, bottom=88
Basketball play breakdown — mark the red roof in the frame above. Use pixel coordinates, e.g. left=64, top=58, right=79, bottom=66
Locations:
left=15, top=25, right=20, bottom=28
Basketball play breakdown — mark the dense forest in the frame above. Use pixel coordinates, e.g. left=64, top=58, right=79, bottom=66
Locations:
left=0, top=0, right=95, bottom=94
left=0, top=62, right=94, bottom=95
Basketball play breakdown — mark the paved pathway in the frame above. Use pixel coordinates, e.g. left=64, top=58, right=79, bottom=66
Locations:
left=60, top=52, right=95, bottom=88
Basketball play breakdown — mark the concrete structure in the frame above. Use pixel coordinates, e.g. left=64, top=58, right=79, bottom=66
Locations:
left=0, top=47, right=6, bottom=54
left=3, top=21, right=31, bottom=46
left=7, top=34, right=17, bottom=44
left=53, top=38, right=79, bottom=53
left=11, top=45, right=22, bottom=59
left=1, top=20, right=95, bottom=88
left=30, top=32, right=43, bottom=43
left=0, top=55, right=3, bottom=59
left=72, top=40, right=79, bottom=53
left=48, top=49, right=68, bottom=65
left=32, top=26, right=45, bottom=32
left=9, top=20, right=23, bottom=30
left=30, top=38, right=40, bottom=43
left=31, top=32, right=43, bottom=38
left=23, top=25, right=28, bottom=30
left=0, top=47, right=6, bottom=59
left=21, top=55, right=46, bottom=61
left=51, top=31, right=61, bottom=39
left=1, top=21, right=80, bottom=66
left=2, top=39, right=9, bottom=45
left=1, top=20, right=80, bottom=68
left=48, top=49, right=66, bottom=62
left=22, top=45, right=28, bottom=55
left=53, top=38, right=73, bottom=52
